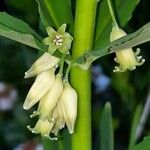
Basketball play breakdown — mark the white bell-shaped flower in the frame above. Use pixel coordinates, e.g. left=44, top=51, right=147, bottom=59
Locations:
left=25, top=52, right=59, bottom=78
left=60, top=82, right=77, bottom=134
left=51, top=101, right=65, bottom=136
left=27, top=119, right=57, bottom=140
left=37, top=74, right=63, bottom=120
left=110, top=26, right=145, bottom=72
left=23, top=69, right=55, bottom=110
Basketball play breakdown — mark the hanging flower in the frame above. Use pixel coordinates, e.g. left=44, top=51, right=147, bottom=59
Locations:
left=23, top=69, right=55, bottom=110
left=30, top=74, right=63, bottom=120
left=25, top=52, right=59, bottom=78
left=59, top=82, right=77, bottom=134
left=27, top=119, right=57, bottom=140
left=110, top=26, right=145, bottom=72
left=43, top=24, right=73, bottom=54
left=51, top=101, right=65, bottom=136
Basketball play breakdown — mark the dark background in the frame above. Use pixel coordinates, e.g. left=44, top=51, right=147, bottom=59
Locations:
left=0, top=0, right=150, bottom=150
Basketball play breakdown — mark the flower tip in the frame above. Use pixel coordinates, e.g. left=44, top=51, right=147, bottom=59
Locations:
left=23, top=100, right=32, bottom=110
left=24, top=72, right=29, bottom=79
left=69, top=129, right=74, bottom=134
left=23, top=105, right=28, bottom=110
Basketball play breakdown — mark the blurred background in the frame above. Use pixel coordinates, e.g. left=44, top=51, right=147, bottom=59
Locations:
left=0, top=0, right=149, bottom=150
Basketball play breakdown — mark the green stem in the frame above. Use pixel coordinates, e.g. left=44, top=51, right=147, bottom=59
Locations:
left=70, top=0, right=97, bottom=150
left=59, top=54, right=66, bottom=76
left=107, top=0, right=119, bottom=28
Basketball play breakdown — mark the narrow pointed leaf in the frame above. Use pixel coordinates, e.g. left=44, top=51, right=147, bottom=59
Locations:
left=128, top=105, right=142, bottom=150
left=100, top=102, right=114, bottom=150
left=0, top=12, right=47, bottom=51
left=75, top=22, right=150, bottom=66
left=36, top=0, right=73, bottom=30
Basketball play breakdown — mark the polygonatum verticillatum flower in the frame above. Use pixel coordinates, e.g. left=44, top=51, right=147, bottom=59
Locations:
left=110, top=26, right=145, bottom=72
left=23, top=24, right=77, bottom=140
left=43, top=24, right=73, bottom=54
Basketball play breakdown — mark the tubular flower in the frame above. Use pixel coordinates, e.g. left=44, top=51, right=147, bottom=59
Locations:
left=110, top=26, right=145, bottom=72
left=27, top=119, right=57, bottom=140
left=43, top=24, right=73, bottom=54
left=31, top=74, right=63, bottom=120
left=60, top=82, right=77, bottom=134
left=25, top=52, right=59, bottom=78
left=23, top=69, right=55, bottom=110
left=51, top=101, right=65, bottom=136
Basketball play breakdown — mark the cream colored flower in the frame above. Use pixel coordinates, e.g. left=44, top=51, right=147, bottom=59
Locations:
left=33, top=74, right=63, bottom=120
left=51, top=101, right=65, bottom=136
left=27, top=119, right=57, bottom=140
left=23, top=69, right=55, bottom=110
left=43, top=24, right=73, bottom=54
left=25, top=52, right=59, bottom=78
left=60, top=82, right=77, bottom=134
left=110, top=26, right=145, bottom=72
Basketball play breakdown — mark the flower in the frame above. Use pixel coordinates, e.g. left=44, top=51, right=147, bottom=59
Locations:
left=25, top=52, right=59, bottom=78
left=23, top=69, right=55, bottom=110
left=30, top=74, right=63, bottom=120
left=51, top=101, right=65, bottom=136
left=27, top=119, right=57, bottom=140
left=59, top=82, right=77, bottom=134
left=43, top=24, right=73, bottom=54
left=110, top=26, right=145, bottom=72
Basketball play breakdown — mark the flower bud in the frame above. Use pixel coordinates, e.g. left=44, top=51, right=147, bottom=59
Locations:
left=37, top=74, right=63, bottom=120
left=23, top=70, right=55, bottom=110
left=25, top=52, right=59, bottom=78
left=110, top=26, right=145, bottom=72
left=27, top=119, right=57, bottom=140
left=60, top=83, right=77, bottom=134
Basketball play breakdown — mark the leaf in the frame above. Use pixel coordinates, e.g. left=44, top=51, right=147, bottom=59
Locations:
left=128, top=104, right=143, bottom=150
left=35, top=0, right=55, bottom=28
left=0, top=12, right=47, bottom=51
left=100, top=102, right=114, bottom=150
left=131, top=136, right=150, bottom=150
left=95, top=0, right=140, bottom=49
left=36, top=0, right=73, bottom=30
left=75, top=22, right=150, bottom=67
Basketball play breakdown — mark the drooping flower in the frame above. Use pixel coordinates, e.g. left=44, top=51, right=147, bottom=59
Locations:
left=27, top=119, right=57, bottom=140
left=25, top=52, right=59, bottom=78
left=110, top=26, right=145, bottom=72
left=51, top=101, right=65, bottom=136
left=23, top=69, right=55, bottom=110
left=43, top=24, right=73, bottom=54
left=30, top=74, right=63, bottom=120
left=59, top=82, right=77, bottom=134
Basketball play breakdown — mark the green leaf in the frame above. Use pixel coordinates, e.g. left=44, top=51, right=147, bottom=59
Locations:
left=36, top=0, right=73, bottom=30
left=100, top=102, right=114, bottom=150
left=95, top=0, right=140, bottom=49
left=132, top=136, right=150, bottom=150
left=0, top=12, right=47, bottom=51
left=128, top=104, right=143, bottom=150
left=75, top=22, right=150, bottom=67
left=35, top=0, right=55, bottom=28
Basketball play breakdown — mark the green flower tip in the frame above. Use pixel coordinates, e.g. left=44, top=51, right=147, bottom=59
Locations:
left=43, top=24, right=73, bottom=54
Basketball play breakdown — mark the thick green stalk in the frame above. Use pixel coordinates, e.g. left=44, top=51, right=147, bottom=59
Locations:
left=70, top=0, right=97, bottom=150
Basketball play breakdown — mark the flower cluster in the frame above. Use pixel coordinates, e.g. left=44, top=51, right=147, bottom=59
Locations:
left=110, top=26, right=145, bottom=72
left=23, top=24, right=77, bottom=140
left=23, top=52, right=77, bottom=140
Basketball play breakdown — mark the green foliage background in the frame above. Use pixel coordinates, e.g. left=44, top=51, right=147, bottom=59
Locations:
left=0, top=0, right=149, bottom=150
